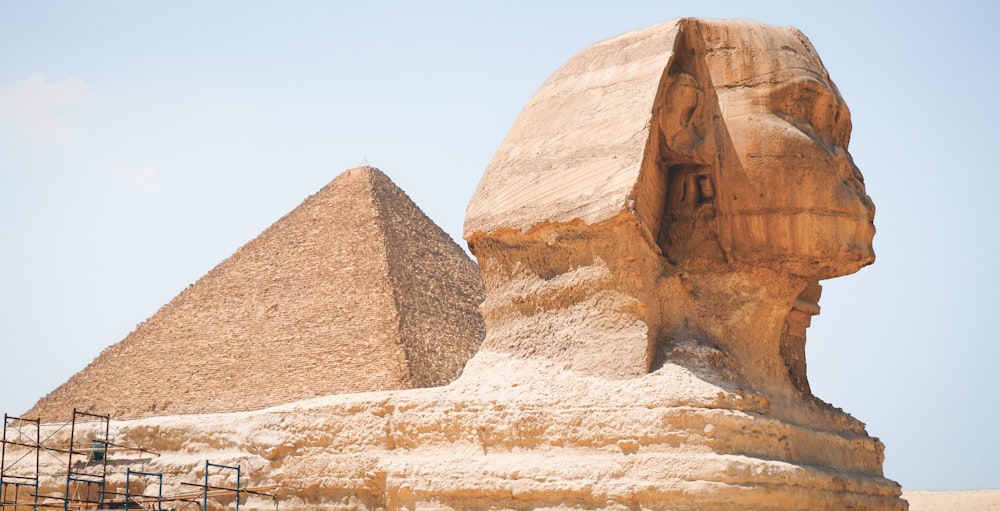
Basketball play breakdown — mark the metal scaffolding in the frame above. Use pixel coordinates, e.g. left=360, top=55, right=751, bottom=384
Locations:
left=179, top=461, right=276, bottom=511
left=1, top=414, right=41, bottom=510
left=60, top=409, right=109, bottom=510
left=1, top=408, right=278, bottom=510
left=124, top=468, right=162, bottom=511
left=1, top=408, right=161, bottom=510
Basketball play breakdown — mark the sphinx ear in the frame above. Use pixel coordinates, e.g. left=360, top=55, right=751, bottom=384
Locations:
left=657, top=72, right=708, bottom=164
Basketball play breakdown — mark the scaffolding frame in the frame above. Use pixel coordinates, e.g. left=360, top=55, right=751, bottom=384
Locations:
left=2, top=408, right=278, bottom=511
left=204, top=461, right=239, bottom=511
left=58, top=409, right=110, bottom=510
left=1, top=414, right=41, bottom=511
left=178, top=461, right=276, bottom=511
left=124, top=468, right=162, bottom=511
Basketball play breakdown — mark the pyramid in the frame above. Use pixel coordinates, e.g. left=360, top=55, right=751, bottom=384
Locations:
left=26, top=167, right=485, bottom=421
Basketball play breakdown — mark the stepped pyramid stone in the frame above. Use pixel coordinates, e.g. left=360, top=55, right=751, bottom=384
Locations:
left=26, top=167, right=485, bottom=421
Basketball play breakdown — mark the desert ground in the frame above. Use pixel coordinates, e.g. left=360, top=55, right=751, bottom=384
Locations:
left=904, top=490, right=1000, bottom=510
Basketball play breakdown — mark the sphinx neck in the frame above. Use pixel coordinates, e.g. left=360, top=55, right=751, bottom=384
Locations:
left=658, top=267, right=811, bottom=396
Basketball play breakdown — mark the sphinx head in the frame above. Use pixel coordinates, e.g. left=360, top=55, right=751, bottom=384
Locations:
left=464, top=19, right=876, bottom=379
left=657, top=19, right=875, bottom=279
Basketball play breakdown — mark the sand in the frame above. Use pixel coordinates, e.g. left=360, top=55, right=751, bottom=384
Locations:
left=904, top=490, right=1000, bottom=510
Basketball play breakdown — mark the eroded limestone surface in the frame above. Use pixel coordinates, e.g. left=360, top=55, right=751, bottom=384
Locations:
left=13, top=18, right=905, bottom=511
left=23, top=353, right=902, bottom=510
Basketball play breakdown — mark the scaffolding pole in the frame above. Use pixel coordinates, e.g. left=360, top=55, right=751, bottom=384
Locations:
left=62, top=409, right=109, bottom=511
left=205, top=461, right=238, bottom=511
left=1, top=414, right=40, bottom=511
left=177, top=461, right=276, bottom=511
left=125, top=468, right=162, bottom=511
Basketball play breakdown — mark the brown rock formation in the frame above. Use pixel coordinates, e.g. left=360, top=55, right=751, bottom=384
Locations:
left=25, top=167, right=485, bottom=421
left=13, top=18, right=905, bottom=511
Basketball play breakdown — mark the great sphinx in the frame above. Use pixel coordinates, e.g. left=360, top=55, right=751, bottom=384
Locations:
left=17, top=18, right=905, bottom=511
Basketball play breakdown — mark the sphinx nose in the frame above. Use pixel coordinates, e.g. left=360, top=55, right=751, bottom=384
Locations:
left=838, top=150, right=875, bottom=219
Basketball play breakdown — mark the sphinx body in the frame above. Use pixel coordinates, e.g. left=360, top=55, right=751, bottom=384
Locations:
left=18, top=18, right=905, bottom=511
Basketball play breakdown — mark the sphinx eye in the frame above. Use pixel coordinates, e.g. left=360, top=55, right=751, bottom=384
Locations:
left=770, top=78, right=841, bottom=146
left=777, top=87, right=819, bottom=124
left=832, top=104, right=852, bottom=148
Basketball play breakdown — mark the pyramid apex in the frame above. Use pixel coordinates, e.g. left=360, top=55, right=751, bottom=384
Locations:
left=331, top=166, right=395, bottom=193
left=342, top=165, right=384, bottom=178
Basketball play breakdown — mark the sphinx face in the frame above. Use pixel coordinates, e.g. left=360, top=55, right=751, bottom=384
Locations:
left=701, top=21, right=875, bottom=278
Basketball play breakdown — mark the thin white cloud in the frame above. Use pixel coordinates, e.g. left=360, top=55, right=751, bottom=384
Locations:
left=107, top=163, right=161, bottom=192
left=0, top=73, right=88, bottom=147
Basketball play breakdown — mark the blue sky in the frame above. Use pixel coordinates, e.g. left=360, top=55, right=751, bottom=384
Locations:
left=1, top=0, right=997, bottom=491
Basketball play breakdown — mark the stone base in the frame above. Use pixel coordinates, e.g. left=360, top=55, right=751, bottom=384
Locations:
left=18, top=352, right=905, bottom=511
